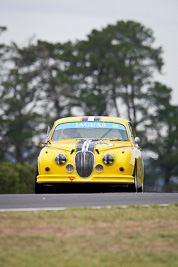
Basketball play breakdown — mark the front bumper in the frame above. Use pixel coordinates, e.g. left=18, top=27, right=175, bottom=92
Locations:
left=37, top=174, right=134, bottom=184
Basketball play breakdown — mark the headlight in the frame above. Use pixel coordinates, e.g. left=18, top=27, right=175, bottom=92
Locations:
left=95, top=164, right=103, bottom=173
left=66, top=164, right=74, bottom=173
left=102, top=153, right=114, bottom=165
left=55, top=153, right=67, bottom=165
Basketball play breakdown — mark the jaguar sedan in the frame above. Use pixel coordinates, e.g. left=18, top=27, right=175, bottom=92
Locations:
left=35, top=116, right=144, bottom=193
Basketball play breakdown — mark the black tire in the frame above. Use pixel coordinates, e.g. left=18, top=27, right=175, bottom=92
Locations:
left=138, top=183, right=143, bottom=193
left=129, top=164, right=138, bottom=193
left=35, top=166, right=44, bottom=194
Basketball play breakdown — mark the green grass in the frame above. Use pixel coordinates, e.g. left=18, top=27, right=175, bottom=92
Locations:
left=0, top=204, right=178, bottom=267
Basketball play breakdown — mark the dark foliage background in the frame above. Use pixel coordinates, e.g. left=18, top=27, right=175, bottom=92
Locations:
left=0, top=161, right=35, bottom=194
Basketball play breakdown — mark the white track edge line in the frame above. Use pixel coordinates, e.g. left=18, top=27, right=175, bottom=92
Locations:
left=0, top=204, right=171, bottom=212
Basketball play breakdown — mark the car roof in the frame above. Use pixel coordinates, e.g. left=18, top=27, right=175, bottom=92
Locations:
left=54, top=116, right=129, bottom=126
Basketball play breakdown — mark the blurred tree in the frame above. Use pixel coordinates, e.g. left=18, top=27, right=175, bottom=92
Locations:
left=144, top=82, right=178, bottom=188
left=0, top=39, right=78, bottom=162
left=67, top=21, right=163, bottom=126
left=103, top=21, right=163, bottom=129
left=64, top=31, right=116, bottom=115
left=0, top=26, right=10, bottom=160
left=0, top=26, right=7, bottom=58
left=21, top=41, right=75, bottom=124
left=0, top=42, right=43, bottom=162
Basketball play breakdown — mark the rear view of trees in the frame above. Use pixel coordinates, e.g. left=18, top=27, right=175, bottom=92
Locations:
left=0, top=21, right=178, bottom=191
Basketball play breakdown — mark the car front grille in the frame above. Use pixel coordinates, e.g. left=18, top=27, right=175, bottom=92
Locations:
left=75, top=151, right=95, bottom=178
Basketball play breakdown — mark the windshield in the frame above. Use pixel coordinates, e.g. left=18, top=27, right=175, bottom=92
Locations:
left=51, top=122, right=129, bottom=141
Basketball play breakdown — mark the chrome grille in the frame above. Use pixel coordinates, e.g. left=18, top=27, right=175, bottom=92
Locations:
left=75, top=151, right=95, bottom=178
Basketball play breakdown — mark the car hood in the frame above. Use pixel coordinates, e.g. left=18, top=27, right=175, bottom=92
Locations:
left=47, top=139, right=132, bottom=154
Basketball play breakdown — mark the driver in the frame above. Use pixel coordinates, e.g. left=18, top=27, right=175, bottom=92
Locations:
left=61, top=128, right=81, bottom=139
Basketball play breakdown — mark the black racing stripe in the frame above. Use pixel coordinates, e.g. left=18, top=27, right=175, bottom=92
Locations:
left=76, top=140, right=97, bottom=154
left=94, top=116, right=101, bottom=121
left=76, top=140, right=85, bottom=152
left=82, top=116, right=89, bottom=122
left=88, top=141, right=95, bottom=153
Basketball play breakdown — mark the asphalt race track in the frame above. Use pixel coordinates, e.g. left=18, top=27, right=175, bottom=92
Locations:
left=0, top=193, right=178, bottom=211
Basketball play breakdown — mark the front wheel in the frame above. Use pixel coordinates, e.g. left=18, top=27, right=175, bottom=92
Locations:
left=129, top=164, right=138, bottom=193
left=138, top=183, right=143, bottom=193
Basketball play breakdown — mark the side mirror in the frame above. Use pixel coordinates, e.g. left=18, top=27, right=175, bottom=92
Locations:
left=38, top=141, right=46, bottom=148
left=135, top=137, right=140, bottom=144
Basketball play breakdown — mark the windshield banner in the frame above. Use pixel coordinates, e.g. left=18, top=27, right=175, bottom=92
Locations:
left=55, top=122, right=126, bottom=130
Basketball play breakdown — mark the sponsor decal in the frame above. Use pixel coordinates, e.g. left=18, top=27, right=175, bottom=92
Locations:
left=75, top=122, right=107, bottom=128
left=95, top=142, right=114, bottom=146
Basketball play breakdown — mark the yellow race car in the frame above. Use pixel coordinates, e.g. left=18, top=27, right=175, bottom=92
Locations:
left=35, top=116, right=144, bottom=193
